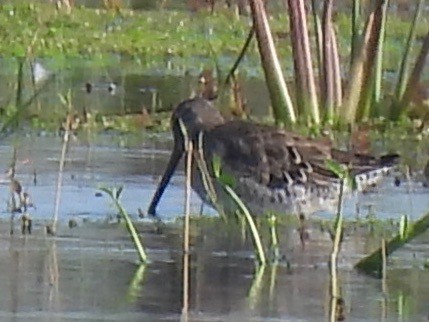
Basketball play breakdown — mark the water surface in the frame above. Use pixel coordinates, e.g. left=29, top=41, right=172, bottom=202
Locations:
left=0, top=50, right=428, bottom=322
left=0, top=132, right=428, bottom=321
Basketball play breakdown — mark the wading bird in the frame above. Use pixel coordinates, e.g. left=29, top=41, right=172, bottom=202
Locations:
left=148, top=98, right=399, bottom=217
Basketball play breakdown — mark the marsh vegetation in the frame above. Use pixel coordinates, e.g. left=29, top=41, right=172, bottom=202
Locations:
left=0, top=1, right=428, bottom=321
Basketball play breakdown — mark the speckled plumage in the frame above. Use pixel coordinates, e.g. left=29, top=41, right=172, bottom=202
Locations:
left=148, top=98, right=399, bottom=216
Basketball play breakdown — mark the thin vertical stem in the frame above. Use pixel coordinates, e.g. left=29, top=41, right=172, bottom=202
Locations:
left=269, top=213, right=280, bottom=261
left=350, top=0, right=361, bottom=67
left=9, top=147, right=18, bottom=235
left=381, top=238, right=387, bottom=292
left=51, top=120, right=69, bottom=234
left=329, top=179, right=344, bottom=322
left=183, top=140, right=193, bottom=253
left=374, top=0, right=389, bottom=104
left=322, top=0, right=334, bottom=119
left=182, top=139, right=193, bottom=315
left=15, top=58, right=25, bottom=109
left=224, top=27, right=255, bottom=85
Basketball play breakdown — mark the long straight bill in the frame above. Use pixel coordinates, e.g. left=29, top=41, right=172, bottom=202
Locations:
left=147, top=147, right=184, bottom=216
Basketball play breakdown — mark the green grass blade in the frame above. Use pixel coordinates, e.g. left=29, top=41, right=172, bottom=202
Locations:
left=223, top=185, right=267, bottom=266
left=101, top=186, right=148, bottom=264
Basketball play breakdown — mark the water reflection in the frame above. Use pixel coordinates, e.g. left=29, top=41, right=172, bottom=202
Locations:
left=0, top=219, right=428, bottom=321
left=0, top=57, right=271, bottom=124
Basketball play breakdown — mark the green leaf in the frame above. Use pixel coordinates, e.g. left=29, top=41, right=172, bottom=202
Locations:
left=212, top=154, right=222, bottom=179
left=58, top=93, right=68, bottom=106
left=115, top=185, right=124, bottom=199
left=211, top=154, right=236, bottom=187
left=325, top=159, right=348, bottom=178
left=399, top=215, right=408, bottom=239
left=98, top=186, right=113, bottom=197
left=218, top=172, right=236, bottom=188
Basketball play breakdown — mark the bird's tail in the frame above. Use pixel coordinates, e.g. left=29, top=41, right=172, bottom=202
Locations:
left=329, top=150, right=400, bottom=190
left=352, top=153, right=400, bottom=191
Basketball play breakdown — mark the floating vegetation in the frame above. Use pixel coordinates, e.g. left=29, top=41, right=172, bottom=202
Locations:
left=355, top=212, right=429, bottom=277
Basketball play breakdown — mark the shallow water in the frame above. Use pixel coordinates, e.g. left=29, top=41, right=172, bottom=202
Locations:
left=0, top=42, right=428, bottom=322
left=2, top=133, right=429, bottom=221
left=0, top=133, right=428, bottom=321
left=0, top=219, right=428, bottom=322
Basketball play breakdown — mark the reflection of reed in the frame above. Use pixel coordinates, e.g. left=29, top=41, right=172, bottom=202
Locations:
left=329, top=178, right=346, bottom=322
left=268, top=264, right=278, bottom=302
left=328, top=261, right=345, bottom=322
left=381, top=238, right=388, bottom=320
left=46, top=241, right=60, bottom=311
left=127, top=265, right=146, bottom=302
left=181, top=252, right=190, bottom=322
left=9, top=249, right=19, bottom=313
left=247, top=264, right=266, bottom=310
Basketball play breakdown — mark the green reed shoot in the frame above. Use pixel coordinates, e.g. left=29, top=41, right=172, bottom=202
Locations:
left=267, top=213, right=280, bottom=262
left=212, top=154, right=267, bottom=266
left=100, top=186, right=148, bottom=264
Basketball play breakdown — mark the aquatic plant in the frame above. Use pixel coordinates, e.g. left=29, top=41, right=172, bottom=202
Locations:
left=355, top=212, right=429, bottom=277
left=325, top=159, right=349, bottom=321
left=182, top=136, right=192, bottom=315
left=0, top=58, right=56, bottom=133
left=267, top=213, right=280, bottom=261
left=0, top=2, right=426, bottom=131
left=212, top=154, right=267, bottom=265
left=248, top=0, right=296, bottom=126
left=244, top=0, right=428, bottom=126
left=177, top=116, right=267, bottom=265
left=49, top=90, right=74, bottom=235
left=391, top=0, right=425, bottom=118
left=4, top=146, right=35, bottom=235
left=100, top=186, right=148, bottom=264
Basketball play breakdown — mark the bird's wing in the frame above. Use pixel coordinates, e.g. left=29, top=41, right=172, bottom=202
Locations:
left=204, top=121, right=399, bottom=190
left=203, top=121, right=336, bottom=188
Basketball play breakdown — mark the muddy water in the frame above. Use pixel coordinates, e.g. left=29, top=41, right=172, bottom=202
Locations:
left=0, top=133, right=428, bottom=321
